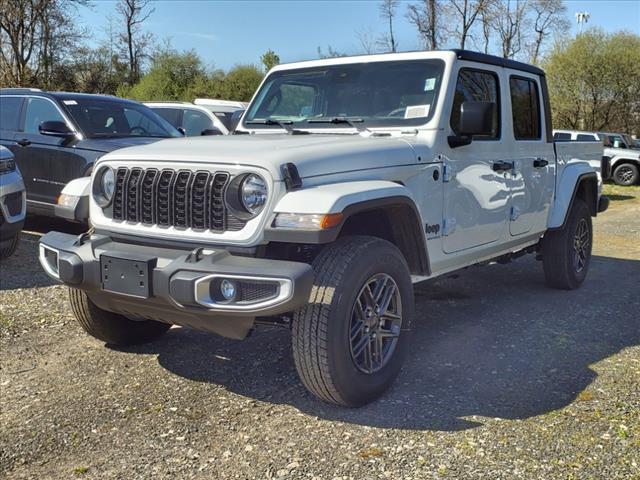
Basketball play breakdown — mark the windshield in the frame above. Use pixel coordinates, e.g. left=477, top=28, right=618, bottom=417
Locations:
left=62, top=98, right=182, bottom=139
left=244, top=59, right=445, bottom=130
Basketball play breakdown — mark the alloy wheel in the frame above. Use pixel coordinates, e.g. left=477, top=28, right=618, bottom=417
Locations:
left=349, top=273, right=403, bottom=374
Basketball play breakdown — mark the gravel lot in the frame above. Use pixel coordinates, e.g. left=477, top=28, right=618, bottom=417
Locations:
left=1, top=189, right=639, bottom=480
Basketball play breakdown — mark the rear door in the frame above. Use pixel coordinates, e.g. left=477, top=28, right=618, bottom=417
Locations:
left=150, top=107, right=183, bottom=130
left=506, top=74, right=555, bottom=236
left=442, top=66, right=511, bottom=253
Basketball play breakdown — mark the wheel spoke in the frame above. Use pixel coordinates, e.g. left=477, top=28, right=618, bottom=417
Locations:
left=364, top=340, right=373, bottom=373
left=350, top=319, right=365, bottom=342
left=371, top=276, right=388, bottom=304
left=361, top=285, right=376, bottom=310
left=351, top=334, right=369, bottom=359
left=378, top=282, right=397, bottom=315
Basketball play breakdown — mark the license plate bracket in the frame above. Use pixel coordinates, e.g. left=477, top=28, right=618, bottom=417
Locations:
left=100, top=253, right=156, bottom=298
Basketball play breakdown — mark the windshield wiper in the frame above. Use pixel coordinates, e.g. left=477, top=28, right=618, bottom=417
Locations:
left=307, top=117, right=370, bottom=133
left=245, top=119, right=309, bottom=135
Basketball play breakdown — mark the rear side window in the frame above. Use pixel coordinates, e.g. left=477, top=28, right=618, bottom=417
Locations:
left=576, top=134, right=597, bottom=142
left=153, top=108, right=182, bottom=128
left=0, top=97, right=23, bottom=131
left=509, top=77, right=540, bottom=140
left=554, top=132, right=571, bottom=141
left=450, top=69, right=500, bottom=140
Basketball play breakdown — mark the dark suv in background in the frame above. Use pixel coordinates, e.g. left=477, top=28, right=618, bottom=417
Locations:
left=0, top=89, right=182, bottom=221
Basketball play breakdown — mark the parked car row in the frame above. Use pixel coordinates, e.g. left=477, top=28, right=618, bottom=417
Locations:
left=0, top=89, right=247, bottom=225
left=553, top=129, right=640, bottom=186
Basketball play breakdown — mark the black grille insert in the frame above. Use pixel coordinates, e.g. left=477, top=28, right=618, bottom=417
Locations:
left=109, top=167, right=246, bottom=232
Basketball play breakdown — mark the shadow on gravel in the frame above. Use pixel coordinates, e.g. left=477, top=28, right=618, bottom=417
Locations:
left=0, top=216, right=86, bottom=291
left=117, top=254, right=640, bottom=432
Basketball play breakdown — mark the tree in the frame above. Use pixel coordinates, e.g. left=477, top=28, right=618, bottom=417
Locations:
left=527, top=0, right=570, bottom=64
left=544, top=30, right=640, bottom=135
left=445, top=0, right=487, bottom=50
left=377, top=0, right=399, bottom=53
left=214, top=65, right=264, bottom=102
left=356, top=26, right=378, bottom=54
left=407, top=0, right=440, bottom=50
left=116, top=0, right=155, bottom=84
left=260, top=49, right=280, bottom=72
left=491, top=0, right=528, bottom=58
left=121, top=49, right=208, bottom=101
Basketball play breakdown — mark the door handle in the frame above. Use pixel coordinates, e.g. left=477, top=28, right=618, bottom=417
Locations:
left=492, top=161, right=513, bottom=172
left=16, top=138, right=31, bottom=147
left=533, top=158, right=549, bottom=168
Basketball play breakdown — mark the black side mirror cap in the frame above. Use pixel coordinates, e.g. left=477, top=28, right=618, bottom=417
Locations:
left=39, top=121, right=75, bottom=137
left=177, top=127, right=186, bottom=136
left=201, top=128, right=222, bottom=136
left=459, top=101, right=495, bottom=137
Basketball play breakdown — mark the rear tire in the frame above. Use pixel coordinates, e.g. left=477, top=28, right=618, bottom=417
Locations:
left=612, top=163, right=639, bottom=186
left=69, top=288, right=170, bottom=345
left=542, top=198, right=592, bottom=290
left=0, top=233, right=19, bottom=260
left=291, top=236, right=414, bottom=407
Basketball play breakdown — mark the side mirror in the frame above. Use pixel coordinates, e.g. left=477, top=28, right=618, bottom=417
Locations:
left=201, top=127, right=223, bottom=136
left=177, top=127, right=186, bottom=136
left=39, top=121, right=75, bottom=138
left=448, top=101, right=495, bottom=148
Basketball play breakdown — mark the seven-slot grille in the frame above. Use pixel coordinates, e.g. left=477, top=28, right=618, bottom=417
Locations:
left=111, top=167, right=246, bottom=232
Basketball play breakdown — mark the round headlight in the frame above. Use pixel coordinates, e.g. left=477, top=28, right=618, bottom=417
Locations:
left=240, top=174, right=267, bottom=214
left=93, top=167, right=115, bottom=207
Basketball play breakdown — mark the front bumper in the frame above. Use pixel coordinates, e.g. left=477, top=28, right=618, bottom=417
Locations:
left=38, top=232, right=314, bottom=339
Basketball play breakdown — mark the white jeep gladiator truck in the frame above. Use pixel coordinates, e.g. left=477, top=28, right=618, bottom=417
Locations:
left=39, top=50, right=609, bottom=407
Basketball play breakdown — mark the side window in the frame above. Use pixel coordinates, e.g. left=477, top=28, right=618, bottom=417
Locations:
left=509, top=76, right=541, bottom=140
left=450, top=69, right=500, bottom=140
left=0, top=97, right=23, bottom=132
left=553, top=132, right=571, bottom=142
left=24, top=97, right=65, bottom=134
left=123, top=108, right=166, bottom=135
left=182, top=109, right=214, bottom=136
left=153, top=108, right=182, bottom=128
left=576, top=134, right=597, bottom=142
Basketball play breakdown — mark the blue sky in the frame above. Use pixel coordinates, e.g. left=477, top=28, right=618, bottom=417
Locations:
left=79, top=0, right=640, bottom=71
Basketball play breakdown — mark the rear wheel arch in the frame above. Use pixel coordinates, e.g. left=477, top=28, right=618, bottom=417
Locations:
left=551, top=172, right=598, bottom=231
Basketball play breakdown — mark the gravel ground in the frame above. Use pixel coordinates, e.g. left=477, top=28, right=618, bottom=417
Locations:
left=1, top=195, right=638, bottom=480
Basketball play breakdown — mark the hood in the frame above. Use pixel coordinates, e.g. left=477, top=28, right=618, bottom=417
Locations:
left=100, top=133, right=419, bottom=180
left=74, top=136, right=167, bottom=153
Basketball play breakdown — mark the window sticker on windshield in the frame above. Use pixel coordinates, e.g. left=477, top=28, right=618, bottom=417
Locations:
left=424, top=78, right=436, bottom=91
left=405, top=104, right=430, bottom=119
left=63, top=100, right=78, bottom=105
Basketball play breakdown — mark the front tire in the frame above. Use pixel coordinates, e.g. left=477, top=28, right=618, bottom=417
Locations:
left=69, top=288, right=170, bottom=345
left=542, top=198, right=592, bottom=290
left=612, top=163, right=639, bottom=186
left=292, top=236, right=414, bottom=407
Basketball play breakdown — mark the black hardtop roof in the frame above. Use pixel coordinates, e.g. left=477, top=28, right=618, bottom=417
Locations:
left=0, top=88, right=142, bottom=105
left=451, top=49, right=545, bottom=77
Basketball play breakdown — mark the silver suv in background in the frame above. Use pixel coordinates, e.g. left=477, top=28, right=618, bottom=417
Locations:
left=0, top=146, right=26, bottom=259
left=146, top=99, right=247, bottom=136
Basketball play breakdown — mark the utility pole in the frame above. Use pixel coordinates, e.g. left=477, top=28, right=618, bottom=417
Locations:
left=575, top=11, right=590, bottom=34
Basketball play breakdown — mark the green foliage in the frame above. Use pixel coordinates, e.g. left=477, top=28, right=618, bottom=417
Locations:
left=261, top=49, right=280, bottom=72
left=544, top=29, right=640, bottom=135
left=121, top=50, right=207, bottom=101
left=118, top=49, right=263, bottom=103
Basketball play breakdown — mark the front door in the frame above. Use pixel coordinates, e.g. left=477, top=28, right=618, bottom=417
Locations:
left=13, top=97, right=70, bottom=204
left=442, top=67, right=510, bottom=254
